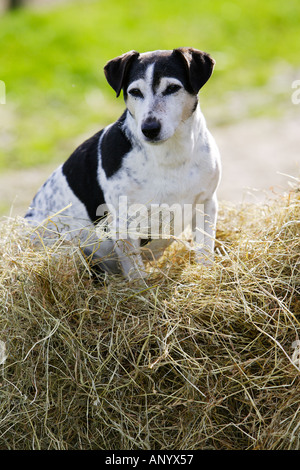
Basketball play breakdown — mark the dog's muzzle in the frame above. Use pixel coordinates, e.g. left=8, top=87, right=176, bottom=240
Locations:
left=141, top=117, right=161, bottom=141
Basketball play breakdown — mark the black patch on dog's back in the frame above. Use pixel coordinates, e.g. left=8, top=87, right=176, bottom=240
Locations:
left=62, top=130, right=105, bottom=223
left=100, top=112, right=132, bottom=178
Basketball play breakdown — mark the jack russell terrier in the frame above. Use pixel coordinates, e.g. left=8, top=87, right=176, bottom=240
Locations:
left=25, top=48, right=221, bottom=280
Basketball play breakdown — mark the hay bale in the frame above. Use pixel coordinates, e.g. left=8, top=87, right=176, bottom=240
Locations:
left=0, top=185, right=299, bottom=450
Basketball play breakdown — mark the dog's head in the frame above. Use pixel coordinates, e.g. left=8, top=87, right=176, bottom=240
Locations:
left=104, top=48, right=215, bottom=144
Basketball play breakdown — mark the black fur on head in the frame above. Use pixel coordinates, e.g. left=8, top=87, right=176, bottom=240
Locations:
left=173, top=47, right=215, bottom=94
left=104, top=50, right=140, bottom=97
left=104, top=48, right=215, bottom=98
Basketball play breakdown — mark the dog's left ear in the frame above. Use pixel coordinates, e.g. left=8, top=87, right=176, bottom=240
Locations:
left=173, top=48, right=215, bottom=94
left=104, top=50, right=140, bottom=97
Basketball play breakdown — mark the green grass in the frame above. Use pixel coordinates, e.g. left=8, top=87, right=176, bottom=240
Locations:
left=0, top=0, right=299, bottom=169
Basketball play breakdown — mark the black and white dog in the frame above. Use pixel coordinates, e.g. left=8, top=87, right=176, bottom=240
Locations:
left=25, top=48, right=221, bottom=280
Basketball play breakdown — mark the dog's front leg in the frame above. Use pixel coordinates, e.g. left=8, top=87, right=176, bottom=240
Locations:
left=114, top=237, right=147, bottom=280
left=194, top=193, right=218, bottom=265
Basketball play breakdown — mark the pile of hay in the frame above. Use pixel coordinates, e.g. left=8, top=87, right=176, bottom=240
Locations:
left=0, top=185, right=299, bottom=450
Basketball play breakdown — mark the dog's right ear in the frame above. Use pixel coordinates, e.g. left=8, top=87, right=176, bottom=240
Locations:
left=104, top=51, right=140, bottom=98
left=173, top=48, right=215, bottom=94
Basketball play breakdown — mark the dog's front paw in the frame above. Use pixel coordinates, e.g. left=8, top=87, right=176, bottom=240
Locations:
left=126, top=268, right=149, bottom=289
left=194, top=249, right=214, bottom=267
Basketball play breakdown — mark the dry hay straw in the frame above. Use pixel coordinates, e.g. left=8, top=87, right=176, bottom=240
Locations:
left=0, top=183, right=299, bottom=450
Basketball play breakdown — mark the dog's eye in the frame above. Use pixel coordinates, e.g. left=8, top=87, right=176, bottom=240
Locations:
left=128, top=88, right=144, bottom=99
left=163, top=84, right=182, bottom=96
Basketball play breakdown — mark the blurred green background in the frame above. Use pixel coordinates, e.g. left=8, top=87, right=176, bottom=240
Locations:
left=0, top=0, right=299, bottom=177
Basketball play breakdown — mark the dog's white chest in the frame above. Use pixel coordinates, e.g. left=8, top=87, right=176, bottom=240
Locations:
left=136, top=162, right=200, bottom=205
left=102, top=138, right=218, bottom=210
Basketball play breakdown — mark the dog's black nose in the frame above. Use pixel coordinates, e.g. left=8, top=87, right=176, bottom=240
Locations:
left=141, top=118, right=161, bottom=140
